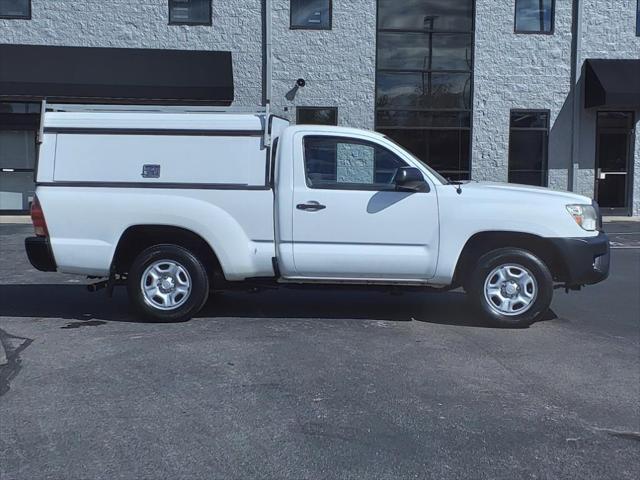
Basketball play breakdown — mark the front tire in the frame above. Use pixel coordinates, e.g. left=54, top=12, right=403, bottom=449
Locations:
left=468, top=248, right=553, bottom=328
left=127, top=244, right=209, bottom=322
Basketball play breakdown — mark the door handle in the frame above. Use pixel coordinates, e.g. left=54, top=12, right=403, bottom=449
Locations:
left=599, top=171, right=627, bottom=179
left=296, top=201, right=326, bottom=211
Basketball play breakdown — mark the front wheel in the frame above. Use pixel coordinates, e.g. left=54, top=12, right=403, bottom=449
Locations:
left=468, top=248, right=553, bottom=328
left=127, top=244, right=209, bottom=322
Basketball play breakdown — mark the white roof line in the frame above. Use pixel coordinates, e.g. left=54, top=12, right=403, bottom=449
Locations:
left=46, top=103, right=267, bottom=114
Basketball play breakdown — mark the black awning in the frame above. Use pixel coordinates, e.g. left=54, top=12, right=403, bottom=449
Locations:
left=584, top=59, right=640, bottom=109
left=0, top=44, right=234, bottom=105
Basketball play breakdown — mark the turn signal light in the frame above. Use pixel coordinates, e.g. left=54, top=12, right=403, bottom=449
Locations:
left=566, top=204, right=597, bottom=231
left=30, top=196, right=49, bottom=237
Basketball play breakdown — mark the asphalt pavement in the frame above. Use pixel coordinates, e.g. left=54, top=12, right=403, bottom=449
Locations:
left=0, top=223, right=638, bottom=480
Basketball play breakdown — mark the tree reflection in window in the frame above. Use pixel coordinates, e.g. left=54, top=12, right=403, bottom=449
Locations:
left=375, top=0, right=474, bottom=180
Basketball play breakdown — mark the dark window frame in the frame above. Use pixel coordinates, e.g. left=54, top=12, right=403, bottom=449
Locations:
left=636, top=0, right=640, bottom=36
left=514, top=0, right=555, bottom=35
left=290, top=0, right=333, bottom=30
left=508, top=109, right=550, bottom=187
left=168, top=0, right=212, bottom=26
left=302, top=135, right=411, bottom=191
left=594, top=110, right=635, bottom=214
left=0, top=0, right=31, bottom=19
left=376, top=31, right=474, bottom=74
left=374, top=0, right=476, bottom=181
left=296, top=106, right=338, bottom=125
left=376, top=127, right=471, bottom=180
left=0, top=102, right=40, bottom=214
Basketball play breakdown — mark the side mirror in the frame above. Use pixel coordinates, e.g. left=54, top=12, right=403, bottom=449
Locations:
left=393, top=167, right=429, bottom=192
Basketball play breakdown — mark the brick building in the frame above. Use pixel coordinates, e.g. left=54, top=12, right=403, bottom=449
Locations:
left=1, top=1, right=639, bottom=215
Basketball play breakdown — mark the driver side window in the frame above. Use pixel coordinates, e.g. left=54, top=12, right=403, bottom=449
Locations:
left=303, top=136, right=408, bottom=190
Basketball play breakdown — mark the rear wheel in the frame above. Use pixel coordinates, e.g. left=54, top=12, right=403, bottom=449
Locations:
left=468, top=248, right=553, bottom=328
left=127, top=244, right=209, bottom=322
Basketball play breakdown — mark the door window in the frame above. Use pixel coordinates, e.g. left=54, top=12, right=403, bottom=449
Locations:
left=303, top=136, right=409, bottom=190
left=596, top=112, right=634, bottom=212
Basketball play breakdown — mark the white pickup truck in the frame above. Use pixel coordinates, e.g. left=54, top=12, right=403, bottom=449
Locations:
left=26, top=105, right=610, bottom=327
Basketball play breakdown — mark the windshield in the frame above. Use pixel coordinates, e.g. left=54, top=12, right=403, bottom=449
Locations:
left=382, top=135, right=448, bottom=185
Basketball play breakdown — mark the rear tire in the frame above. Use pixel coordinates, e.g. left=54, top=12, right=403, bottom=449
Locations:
left=127, top=244, right=209, bottom=322
left=468, top=248, right=553, bottom=328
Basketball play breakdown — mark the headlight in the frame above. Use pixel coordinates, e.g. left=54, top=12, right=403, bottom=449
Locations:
left=566, top=204, right=598, bottom=231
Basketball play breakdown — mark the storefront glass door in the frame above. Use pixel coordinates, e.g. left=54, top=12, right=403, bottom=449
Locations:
left=595, top=112, right=634, bottom=215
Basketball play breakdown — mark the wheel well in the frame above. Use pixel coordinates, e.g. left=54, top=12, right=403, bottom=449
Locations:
left=453, top=231, right=567, bottom=287
left=112, top=225, right=224, bottom=282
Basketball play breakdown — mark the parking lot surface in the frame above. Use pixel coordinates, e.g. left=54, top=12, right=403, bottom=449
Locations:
left=1, top=223, right=639, bottom=480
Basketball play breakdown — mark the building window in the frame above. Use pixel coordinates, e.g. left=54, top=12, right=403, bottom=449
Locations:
left=291, top=0, right=332, bottom=30
left=514, top=0, right=554, bottom=34
left=0, top=0, right=31, bottom=19
left=303, top=136, right=408, bottom=189
left=168, top=0, right=211, bottom=26
left=297, top=107, right=338, bottom=125
left=375, top=0, right=474, bottom=181
left=0, top=103, right=40, bottom=213
left=508, top=110, right=549, bottom=186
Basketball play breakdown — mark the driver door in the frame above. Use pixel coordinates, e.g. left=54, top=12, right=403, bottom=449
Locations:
left=289, top=133, right=439, bottom=280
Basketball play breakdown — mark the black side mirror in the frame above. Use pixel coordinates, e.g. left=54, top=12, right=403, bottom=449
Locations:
left=393, top=167, right=429, bottom=192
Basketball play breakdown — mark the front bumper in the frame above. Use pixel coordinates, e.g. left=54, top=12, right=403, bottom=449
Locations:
left=549, top=232, right=610, bottom=287
left=25, top=236, right=57, bottom=272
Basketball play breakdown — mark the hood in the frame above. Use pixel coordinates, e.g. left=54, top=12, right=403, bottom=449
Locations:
left=461, top=181, right=593, bottom=205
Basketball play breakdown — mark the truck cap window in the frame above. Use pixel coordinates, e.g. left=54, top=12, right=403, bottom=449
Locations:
left=303, top=136, right=408, bottom=190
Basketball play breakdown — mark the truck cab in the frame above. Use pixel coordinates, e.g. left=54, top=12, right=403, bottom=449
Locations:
left=274, top=125, right=441, bottom=282
left=26, top=105, right=610, bottom=327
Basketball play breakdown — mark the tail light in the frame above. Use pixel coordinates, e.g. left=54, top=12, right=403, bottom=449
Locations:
left=30, top=196, right=49, bottom=237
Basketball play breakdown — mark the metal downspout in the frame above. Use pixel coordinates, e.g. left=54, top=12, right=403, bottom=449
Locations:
left=264, top=0, right=273, bottom=108
left=568, top=0, right=583, bottom=192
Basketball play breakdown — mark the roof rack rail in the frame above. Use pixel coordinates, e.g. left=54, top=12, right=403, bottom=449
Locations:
left=45, top=103, right=267, bottom=114
left=43, top=101, right=275, bottom=148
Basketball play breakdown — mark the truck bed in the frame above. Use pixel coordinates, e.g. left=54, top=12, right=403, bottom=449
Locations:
left=36, top=109, right=282, bottom=279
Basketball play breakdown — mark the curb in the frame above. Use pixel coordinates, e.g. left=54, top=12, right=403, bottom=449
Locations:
left=0, top=216, right=31, bottom=224
left=603, top=216, right=640, bottom=222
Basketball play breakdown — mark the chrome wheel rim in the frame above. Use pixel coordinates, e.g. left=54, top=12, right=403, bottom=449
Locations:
left=140, top=260, right=192, bottom=311
left=483, top=264, right=537, bottom=316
